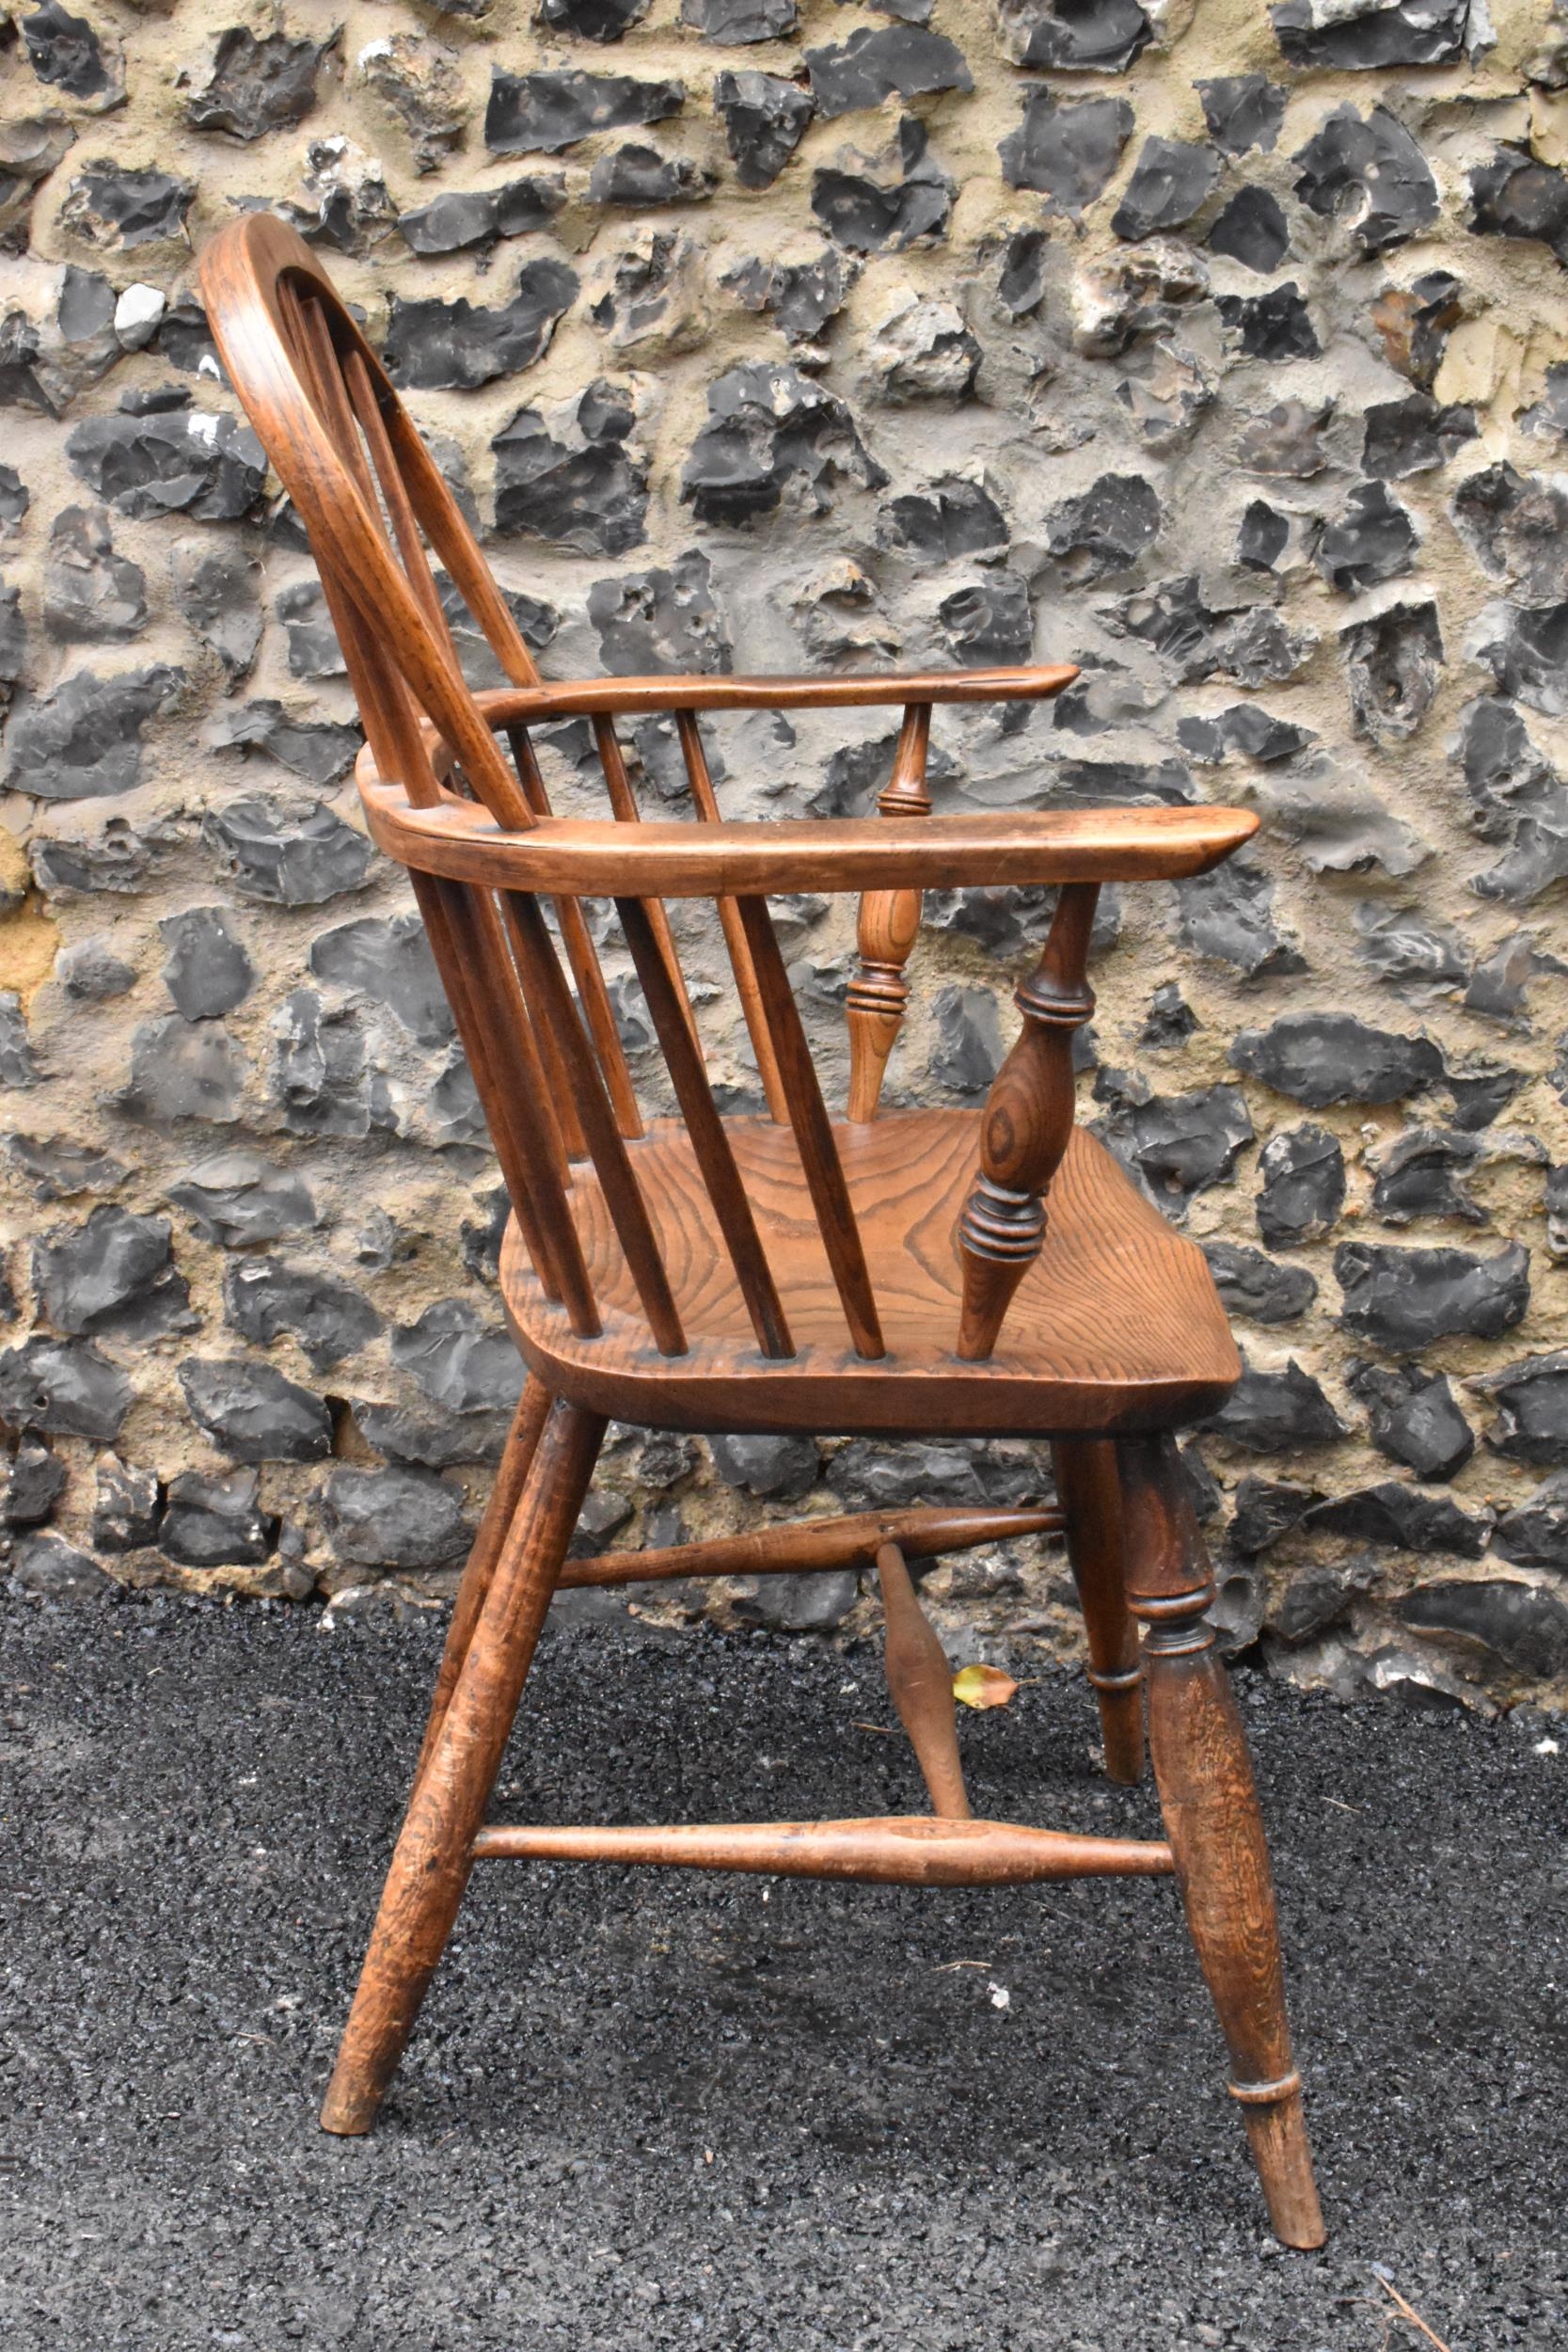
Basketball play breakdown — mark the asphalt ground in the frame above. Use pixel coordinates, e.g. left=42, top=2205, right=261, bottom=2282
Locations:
left=2, top=1589, right=1564, bottom=2350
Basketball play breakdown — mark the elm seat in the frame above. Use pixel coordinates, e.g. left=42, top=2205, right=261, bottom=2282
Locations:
left=501, top=1113, right=1239, bottom=1438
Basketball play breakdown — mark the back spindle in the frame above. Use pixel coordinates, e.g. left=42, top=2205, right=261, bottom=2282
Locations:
left=341, top=344, right=457, bottom=658
left=275, top=302, right=577, bottom=1296
left=592, top=714, right=701, bottom=1057
left=290, top=284, right=533, bottom=833
left=415, top=872, right=594, bottom=1332
left=503, top=726, right=643, bottom=1141
left=675, top=710, right=789, bottom=1122
left=614, top=894, right=794, bottom=1359
left=502, top=889, right=685, bottom=1354
left=735, top=894, right=885, bottom=1360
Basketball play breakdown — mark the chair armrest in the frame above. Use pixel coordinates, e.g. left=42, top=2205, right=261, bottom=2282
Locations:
left=475, top=665, right=1078, bottom=723
left=358, top=773, right=1259, bottom=898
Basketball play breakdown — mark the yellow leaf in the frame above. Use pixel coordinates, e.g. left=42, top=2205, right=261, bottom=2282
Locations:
left=952, top=1663, right=1018, bottom=1711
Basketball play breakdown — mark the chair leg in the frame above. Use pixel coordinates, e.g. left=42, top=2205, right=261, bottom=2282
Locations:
left=410, top=1375, right=552, bottom=1790
left=1053, top=1438, right=1144, bottom=1785
left=1117, top=1434, right=1325, bottom=2250
left=320, top=1396, right=606, bottom=2137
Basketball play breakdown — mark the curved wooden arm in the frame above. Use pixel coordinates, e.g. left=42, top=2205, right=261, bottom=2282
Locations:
left=473, top=666, right=1077, bottom=722
left=359, top=767, right=1259, bottom=898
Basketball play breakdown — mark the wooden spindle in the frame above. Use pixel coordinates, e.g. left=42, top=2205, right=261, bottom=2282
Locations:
left=342, top=386, right=586, bottom=1165
left=562, top=1502, right=1063, bottom=1588
left=292, top=290, right=531, bottom=833
left=401, top=874, right=560, bottom=1303
left=505, top=725, right=643, bottom=1140
left=503, top=890, right=686, bottom=1356
left=878, top=1542, right=971, bottom=1820
left=676, top=709, right=789, bottom=1123
left=498, top=897, right=589, bottom=1165
left=847, top=703, right=931, bottom=1122
left=377, top=376, right=546, bottom=690
left=279, top=302, right=608, bottom=1366
left=467, top=884, right=573, bottom=1196
left=295, top=603, right=581, bottom=1307
left=267, top=330, right=576, bottom=1316
left=284, top=284, right=377, bottom=501
left=615, top=896, right=793, bottom=1359
left=734, top=894, right=885, bottom=1360
left=472, top=1816, right=1174, bottom=1883
left=419, top=874, right=593, bottom=1325
left=956, top=882, right=1098, bottom=1361
left=593, top=714, right=702, bottom=1055
left=342, top=345, right=456, bottom=655
left=294, top=324, right=578, bottom=1172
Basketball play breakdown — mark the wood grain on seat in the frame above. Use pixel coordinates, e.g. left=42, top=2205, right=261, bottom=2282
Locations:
left=500, top=1113, right=1238, bottom=1438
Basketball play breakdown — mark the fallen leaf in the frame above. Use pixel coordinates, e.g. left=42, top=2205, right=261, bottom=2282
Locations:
left=952, top=1663, right=1018, bottom=1711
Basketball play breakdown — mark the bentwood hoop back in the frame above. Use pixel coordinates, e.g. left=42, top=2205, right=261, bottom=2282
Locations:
left=199, top=214, right=1325, bottom=2249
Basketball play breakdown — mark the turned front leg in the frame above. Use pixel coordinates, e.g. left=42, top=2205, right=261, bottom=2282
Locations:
left=847, top=703, right=930, bottom=1122
left=1118, top=1434, right=1325, bottom=2250
left=956, top=882, right=1097, bottom=1360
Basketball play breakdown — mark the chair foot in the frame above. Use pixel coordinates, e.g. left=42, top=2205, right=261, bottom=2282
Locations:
left=1053, top=1438, right=1144, bottom=1785
left=1117, top=1434, right=1326, bottom=2250
left=319, top=2074, right=380, bottom=2138
left=321, top=1398, right=605, bottom=2137
left=1230, top=2074, right=1326, bottom=2249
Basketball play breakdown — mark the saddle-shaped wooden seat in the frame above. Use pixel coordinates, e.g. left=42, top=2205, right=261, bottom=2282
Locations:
left=198, top=210, right=1327, bottom=2253
left=503, top=1114, right=1239, bottom=1438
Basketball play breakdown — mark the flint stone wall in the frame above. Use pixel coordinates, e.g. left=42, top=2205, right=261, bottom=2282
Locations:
left=1, top=0, right=1566, bottom=1713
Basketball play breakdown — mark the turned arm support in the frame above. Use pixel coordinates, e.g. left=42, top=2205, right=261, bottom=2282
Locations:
left=956, top=882, right=1099, bottom=1361
left=848, top=703, right=931, bottom=1122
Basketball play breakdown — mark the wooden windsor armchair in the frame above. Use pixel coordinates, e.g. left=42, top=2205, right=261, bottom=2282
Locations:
left=199, top=215, right=1324, bottom=2249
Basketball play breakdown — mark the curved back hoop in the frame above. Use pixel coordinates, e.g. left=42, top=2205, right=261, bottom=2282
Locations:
left=201, top=214, right=540, bottom=830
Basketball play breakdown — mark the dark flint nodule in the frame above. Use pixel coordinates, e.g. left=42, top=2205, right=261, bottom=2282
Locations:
left=484, top=70, right=685, bottom=157
left=1111, top=139, right=1221, bottom=240
left=714, top=73, right=815, bottom=190
left=996, top=0, right=1152, bottom=72
left=1000, top=90, right=1133, bottom=215
left=1293, top=106, right=1438, bottom=253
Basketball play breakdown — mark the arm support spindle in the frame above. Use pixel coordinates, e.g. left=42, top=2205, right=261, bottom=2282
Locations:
left=956, top=881, right=1099, bottom=1360
left=847, top=703, right=931, bottom=1123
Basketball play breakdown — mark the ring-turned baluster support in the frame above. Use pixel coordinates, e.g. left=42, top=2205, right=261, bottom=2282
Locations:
left=847, top=703, right=931, bottom=1123
left=956, top=882, right=1098, bottom=1361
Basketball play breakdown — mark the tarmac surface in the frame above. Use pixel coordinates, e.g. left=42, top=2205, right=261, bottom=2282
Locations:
left=2, top=1588, right=1564, bottom=2350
